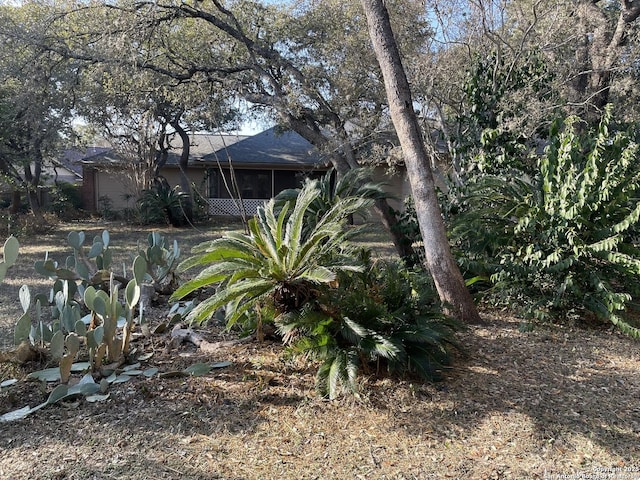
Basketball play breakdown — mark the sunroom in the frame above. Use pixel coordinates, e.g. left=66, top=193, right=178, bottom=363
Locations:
left=201, top=128, right=328, bottom=216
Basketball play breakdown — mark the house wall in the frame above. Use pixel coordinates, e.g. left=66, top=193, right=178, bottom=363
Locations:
left=95, top=170, right=135, bottom=211
left=87, top=164, right=412, bottom=217
left=371, top=162, right=451, bottom=214
left=372, top=165, right=411, bottom=212
left=160, top=168, right=207, bottom=193
left=86, top=166, right=209, bottom=213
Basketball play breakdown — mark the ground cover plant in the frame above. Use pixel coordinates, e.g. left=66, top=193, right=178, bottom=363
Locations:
left=0, top=220, right=639, bottom=478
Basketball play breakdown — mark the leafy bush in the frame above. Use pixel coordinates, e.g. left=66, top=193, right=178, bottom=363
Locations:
left=98, top=195, right=117, bottom=221
left=453, top=49, right=555, bottom=180
left=47, top=182, right=84, bottom=220
left=450, top=107, right=640, bottom=335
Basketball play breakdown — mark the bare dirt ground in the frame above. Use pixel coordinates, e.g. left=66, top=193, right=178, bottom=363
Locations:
left=1, top=221, right=639, bottom=480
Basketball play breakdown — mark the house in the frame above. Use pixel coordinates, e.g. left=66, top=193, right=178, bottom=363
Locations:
left=38, top=150, right=90, bottom=211
left=80, top=128, right=331, bottom=217
left=57, top=147, right=104, bottom=185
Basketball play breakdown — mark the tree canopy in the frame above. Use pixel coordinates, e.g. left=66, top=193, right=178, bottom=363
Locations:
left=0, top=2, right=79, bottom=213
left=2, top=0, right=640, bottom=328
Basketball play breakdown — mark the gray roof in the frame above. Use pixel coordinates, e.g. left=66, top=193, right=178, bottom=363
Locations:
left=61, top=147, right=111, bottom=173
left=79, top=129, right=325, bottom=169
left=200, top=127, right=325, bottom=167
left=176, top=133, right=249, bottom=161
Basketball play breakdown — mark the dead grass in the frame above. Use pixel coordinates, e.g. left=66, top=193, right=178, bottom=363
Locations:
left=1, top=221, right=639, bottom=480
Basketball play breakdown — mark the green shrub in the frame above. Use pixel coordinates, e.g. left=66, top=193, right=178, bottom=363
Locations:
left=98, top=195, right=117, bottom=221
left=451, top=106, right=640, bottom=335
left=47, top=182, right=83, bottom=220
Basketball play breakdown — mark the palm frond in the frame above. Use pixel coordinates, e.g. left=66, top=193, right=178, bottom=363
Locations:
left=327, top=351, right=347, bottom=400
left=283, top=181, right=320, bottom=269
left=186, top=278, right=275, bottom=325
left=180, top=233, right=266, bottom=273
left=359, top=334, right=402, bottom=360
left=340, top=316, right=371, bottom=344
left=171, top=259, right=257, bottom=300
left=299, top=266, right=337, bottom=284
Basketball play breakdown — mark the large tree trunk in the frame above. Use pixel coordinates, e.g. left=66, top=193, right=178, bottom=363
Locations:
left=360, top=0, right=481, bottom=324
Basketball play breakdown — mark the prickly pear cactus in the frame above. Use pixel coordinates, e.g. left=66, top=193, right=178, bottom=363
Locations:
left=13, top=229, right=181, bottom=376
left=0, top=236, right=19, bottom=283
left=59, top=333, right=81, bottom=383
left=137, top=232, right=180, bottom=293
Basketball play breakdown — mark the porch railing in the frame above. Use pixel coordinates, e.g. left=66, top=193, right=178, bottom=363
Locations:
left=206, top=198, right=269, bottom=216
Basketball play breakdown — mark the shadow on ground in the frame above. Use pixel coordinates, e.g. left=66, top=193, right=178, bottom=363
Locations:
left=373, top=314, right=640, bottom=471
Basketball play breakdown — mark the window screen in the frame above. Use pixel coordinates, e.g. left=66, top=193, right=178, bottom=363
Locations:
left=208, top=168, right=271, bottom=199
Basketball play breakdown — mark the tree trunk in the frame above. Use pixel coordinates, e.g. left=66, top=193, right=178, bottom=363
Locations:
left=573, top=0, right=640, bottom=122
left=23, top=148, right=45, bottom=219
left=170, top=121, right=194, bottom=225
left=154, top=130, right=170, bottom=179
left=360, top=0, right=481, bottom=324
left=10, top=189, right=21, bottom=215
left=372, top=197, right=415, bottom=263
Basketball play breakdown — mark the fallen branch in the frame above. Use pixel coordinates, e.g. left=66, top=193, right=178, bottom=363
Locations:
left=167, top=324, right=254, bottom=354
left=0, top=342, right=46, bottom=364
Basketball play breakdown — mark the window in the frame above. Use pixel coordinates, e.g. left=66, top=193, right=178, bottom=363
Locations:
left=274, top=170, right=298, bottom=193
left=208, top=168, right=271, bottom=199
left=208, top=168, right=323, bottom=199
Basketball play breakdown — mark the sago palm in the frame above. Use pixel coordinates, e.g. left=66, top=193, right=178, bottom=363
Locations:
left=275, top=167, right=388, bottom=228
left=278, top=259, right=461, bottom=399
left=171, top=179, right=372, bottom=327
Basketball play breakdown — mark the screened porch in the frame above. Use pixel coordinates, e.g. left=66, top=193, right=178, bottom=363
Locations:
left=206, top=168, right=313, bottom=216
